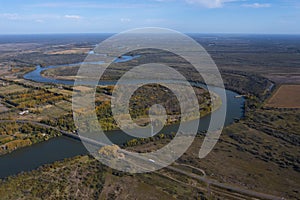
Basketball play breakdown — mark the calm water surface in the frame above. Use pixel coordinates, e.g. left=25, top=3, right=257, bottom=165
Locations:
left=0, top=58, right=244, bottom=178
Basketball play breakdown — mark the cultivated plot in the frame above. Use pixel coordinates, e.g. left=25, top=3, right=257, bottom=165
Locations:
left=266, top=85, right=300, bottom=108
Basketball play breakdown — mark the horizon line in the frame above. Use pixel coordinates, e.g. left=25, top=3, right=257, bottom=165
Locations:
left=0, top=32, right=300, bottom=36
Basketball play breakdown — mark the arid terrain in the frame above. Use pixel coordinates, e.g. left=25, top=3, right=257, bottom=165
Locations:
left=265, top=85, right=300, bottom=108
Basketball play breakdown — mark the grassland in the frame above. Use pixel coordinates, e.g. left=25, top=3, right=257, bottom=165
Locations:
left=124, top=121, right=300, bottom=199
left=265, top=85, right=300, bottom=108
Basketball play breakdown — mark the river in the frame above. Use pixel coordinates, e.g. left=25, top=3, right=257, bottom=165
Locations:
left=0, top=57, right=245, bottom=178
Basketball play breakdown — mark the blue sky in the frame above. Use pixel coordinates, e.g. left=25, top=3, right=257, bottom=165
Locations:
left=0, top=0, right=299, bottom=34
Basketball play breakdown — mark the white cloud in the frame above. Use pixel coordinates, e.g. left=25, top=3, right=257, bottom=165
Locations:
left=242, top=3, right=271, bottom=8
left=29, top=2, right=153, bottom=9
left=64, top=15, right=81, bottom=20
left=0, top=13, right=20, bottom=20
left=0, top=13, right=62, bottom=22
left=185, top=0, right=239, bottom=8
left=120, top=18, right=131, bottom=22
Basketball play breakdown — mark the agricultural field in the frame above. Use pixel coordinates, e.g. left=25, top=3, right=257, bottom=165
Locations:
left=0, top=84, right=28, bottom=95
left=265, top=85, right=300, bottom=108
left=38, top=100, right=72, bottom=120
left=1, top=88, right=65, bottom=109
left=0, top=81, right=74, bottom=128
left=45, top=47, right=92, bottom=55
left=47, top=88, right=73, bottom=96
left=0, top=34, right=299, bottom=200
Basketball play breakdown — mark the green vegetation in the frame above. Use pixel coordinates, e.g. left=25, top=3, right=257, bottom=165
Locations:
left=0, top=155, right=209, bottom=200
left=2, top=89, right=65, bottom=109
left=0, top=80, right=73, bottom=154
left=222, top=70, right=273, bottom=99
left=111, top=72, right=300, bottom=199
left=0, top=156, right=106, bottom=200
left=0, top=77, right=215, bottom=132
left=92, top=84, right=215, bottom=131
left=41, top=113, right=76, bottom=132
left=0, top=36, right=299, bottom=199
left=0, top=122, right=60, bottom=155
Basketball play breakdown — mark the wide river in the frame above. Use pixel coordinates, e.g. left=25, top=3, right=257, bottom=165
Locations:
left=0, top=57, right=245, bottom=178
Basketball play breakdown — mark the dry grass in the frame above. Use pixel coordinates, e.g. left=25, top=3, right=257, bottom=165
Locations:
left=0, top=84, right=28, bottom=95
left=39, top=100, right=72, bottom=119
left=265, top=85, right=300, bottom=108
left=73, top=85, right=93, bottom=93
left=0, top=104, right=8, bottom=112
left=46, top=48, right=91, bottom=55
left=48, top=88, right=73, bottom=96
left=264, top=73, right=300, bottom=84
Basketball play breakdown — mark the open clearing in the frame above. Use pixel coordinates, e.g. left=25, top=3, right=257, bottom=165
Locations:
left=39, top=100, right=71, bottom=119
left=0, top=84, right=28, bottom=95
left=45, top=48, right=91, bottom=55
left=266, top=85, right=300, bottom=108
